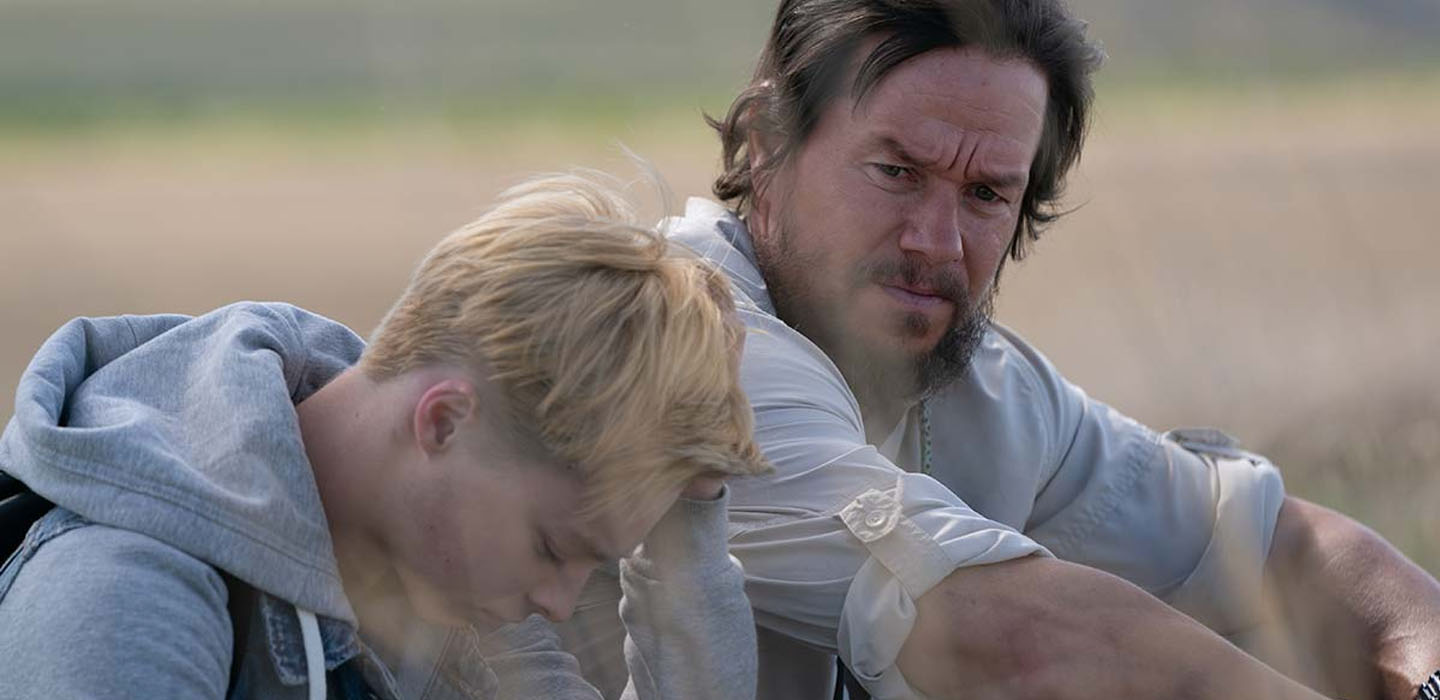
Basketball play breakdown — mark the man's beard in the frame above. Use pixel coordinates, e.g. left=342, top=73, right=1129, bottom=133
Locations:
left=868, top=255, right=994, bottom=400
left=754, top=212, right=995, bottom=406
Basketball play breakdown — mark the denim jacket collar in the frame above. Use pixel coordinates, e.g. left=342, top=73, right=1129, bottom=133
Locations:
left=259, top=592, right=363, bottom=686
left=258, top=592, right=498, bottom=699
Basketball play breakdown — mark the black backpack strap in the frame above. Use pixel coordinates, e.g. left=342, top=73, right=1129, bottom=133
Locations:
left=0, top=472, right=55, bottom=560
left=331, top=657, right=383, bottom=700
left=222, top=573, right=258, bottom=696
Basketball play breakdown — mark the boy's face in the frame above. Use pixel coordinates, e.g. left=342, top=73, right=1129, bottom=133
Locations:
left=391, top=406, right=679, bottom=631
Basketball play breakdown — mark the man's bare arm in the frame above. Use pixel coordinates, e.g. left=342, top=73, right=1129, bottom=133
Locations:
left=896, top=556, right=1330, bottom=699
left=1252, top=496, right=1440, bottom=700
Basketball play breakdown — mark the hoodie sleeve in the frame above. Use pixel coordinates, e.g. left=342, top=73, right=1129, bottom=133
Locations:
left=0, top=517, right=233, bottom=699
left=616, top=486, right=757, bottom=700
left=480, top=617, right=607, bottom=699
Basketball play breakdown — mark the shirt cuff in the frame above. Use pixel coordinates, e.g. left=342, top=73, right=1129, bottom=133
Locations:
left=1159, top=433, right=1285, bottom=635
left=834, top=473, right=1049, bottom=699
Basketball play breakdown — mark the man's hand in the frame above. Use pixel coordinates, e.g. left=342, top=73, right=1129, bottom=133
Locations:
left=1252, top=496, right=1440, bottom=700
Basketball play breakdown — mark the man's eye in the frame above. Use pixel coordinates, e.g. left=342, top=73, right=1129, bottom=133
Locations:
left=875, top=163, right=912, bottom=179
left=973, top=185, right=1002, bottom=203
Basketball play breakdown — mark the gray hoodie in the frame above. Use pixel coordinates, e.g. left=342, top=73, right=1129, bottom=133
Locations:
left=0, top=302, right=757, bottom=699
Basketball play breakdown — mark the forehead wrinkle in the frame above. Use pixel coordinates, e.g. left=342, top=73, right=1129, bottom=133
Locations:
left=865, top=131, right=935, bottom=168
left=856, top=81, right=1039, bottom=189
left=896, top=117, right=1025, bottom=188
left=948, top=129, right=980, bottom=178
left=870, top=73, right=1031, bottom=122
left=957, top=130, right=1032, bottom=189
left=863, top=72, right=1044, bottom=173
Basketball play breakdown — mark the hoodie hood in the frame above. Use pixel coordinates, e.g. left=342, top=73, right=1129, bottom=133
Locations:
left=0, top=302, right=366, bottom=624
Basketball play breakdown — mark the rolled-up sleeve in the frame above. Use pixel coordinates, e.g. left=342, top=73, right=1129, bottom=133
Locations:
left=726, top=312, right=1047, bottom=698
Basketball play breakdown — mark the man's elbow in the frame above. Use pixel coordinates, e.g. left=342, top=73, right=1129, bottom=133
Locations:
left=897, top=557, right=1078, bottom=698
left=895, top=557, right=1203, bottom=700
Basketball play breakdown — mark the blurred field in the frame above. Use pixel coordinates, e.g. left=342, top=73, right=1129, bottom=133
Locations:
left=3, top=73, right=1437, bottom=575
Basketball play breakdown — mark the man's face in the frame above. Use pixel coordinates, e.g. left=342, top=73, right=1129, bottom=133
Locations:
left=393, top=415, right=678, bottom=632
left=751, top=45, right=1047, bottom=401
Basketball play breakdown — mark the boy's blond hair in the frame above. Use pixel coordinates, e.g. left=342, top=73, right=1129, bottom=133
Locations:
left=362, top=172, right=769, bottom=517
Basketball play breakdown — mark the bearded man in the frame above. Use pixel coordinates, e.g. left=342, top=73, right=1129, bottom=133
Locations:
left=554, top=1, right=1440, bottom=699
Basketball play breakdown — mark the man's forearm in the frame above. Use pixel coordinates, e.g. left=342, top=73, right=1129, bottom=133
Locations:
left=1258, top=496, right=1440, bottom=700
left=897, top=556, right=1330, bottom=699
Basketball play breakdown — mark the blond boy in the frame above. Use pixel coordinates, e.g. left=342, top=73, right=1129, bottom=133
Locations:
left=0, top=173, right=766, bottom=699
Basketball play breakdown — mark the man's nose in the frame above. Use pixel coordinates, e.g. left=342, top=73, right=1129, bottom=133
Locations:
left=529, top=563, right=593, bottom=623
left=898, top=188, right=964, bottom=264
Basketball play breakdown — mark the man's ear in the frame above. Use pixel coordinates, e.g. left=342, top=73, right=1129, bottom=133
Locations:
left=746, top=126, right=782, bottom=221
left=412, top=379, right=477, bottom=457
left=747, top=125, right=776, bottom=175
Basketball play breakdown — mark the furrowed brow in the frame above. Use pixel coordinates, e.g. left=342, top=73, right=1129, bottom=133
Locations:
left=872, top=133, right=1029, bottom=190
left=872, top=135, right=926, bottom=167
left=980, top=171, right=1029, bottom=191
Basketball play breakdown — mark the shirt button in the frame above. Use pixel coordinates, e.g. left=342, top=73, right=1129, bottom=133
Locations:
left=864, top=512, right=886, bottom=528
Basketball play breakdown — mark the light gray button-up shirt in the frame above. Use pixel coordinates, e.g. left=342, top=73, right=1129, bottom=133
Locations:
left=667, top=198, right=1286, bottom=698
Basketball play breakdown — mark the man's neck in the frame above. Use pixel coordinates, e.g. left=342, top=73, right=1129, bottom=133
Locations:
left=855, top=382, right=917, bottom=448
left=296, top=368, right=401, bottom=617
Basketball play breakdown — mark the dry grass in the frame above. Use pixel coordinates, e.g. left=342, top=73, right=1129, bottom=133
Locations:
left=2, top=76, right=1436, bottom=572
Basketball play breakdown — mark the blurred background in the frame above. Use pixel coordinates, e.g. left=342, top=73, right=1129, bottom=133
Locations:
left=2, top=0, right=1437, bottom=572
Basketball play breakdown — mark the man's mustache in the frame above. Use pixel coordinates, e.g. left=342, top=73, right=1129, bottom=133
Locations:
left=863, top=258, right=968, bottom=305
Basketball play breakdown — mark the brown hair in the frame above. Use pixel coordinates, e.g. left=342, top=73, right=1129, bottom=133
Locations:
left=709, top=0, right=1104, bottom=260
left=363, top=172, right=769, bottom=517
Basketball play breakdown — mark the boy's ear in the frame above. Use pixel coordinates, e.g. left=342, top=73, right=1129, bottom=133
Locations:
left=412, top=379, right=477, bottom=457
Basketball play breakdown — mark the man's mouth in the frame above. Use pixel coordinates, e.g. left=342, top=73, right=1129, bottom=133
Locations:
left=879, top=282, right=954, bottom=310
